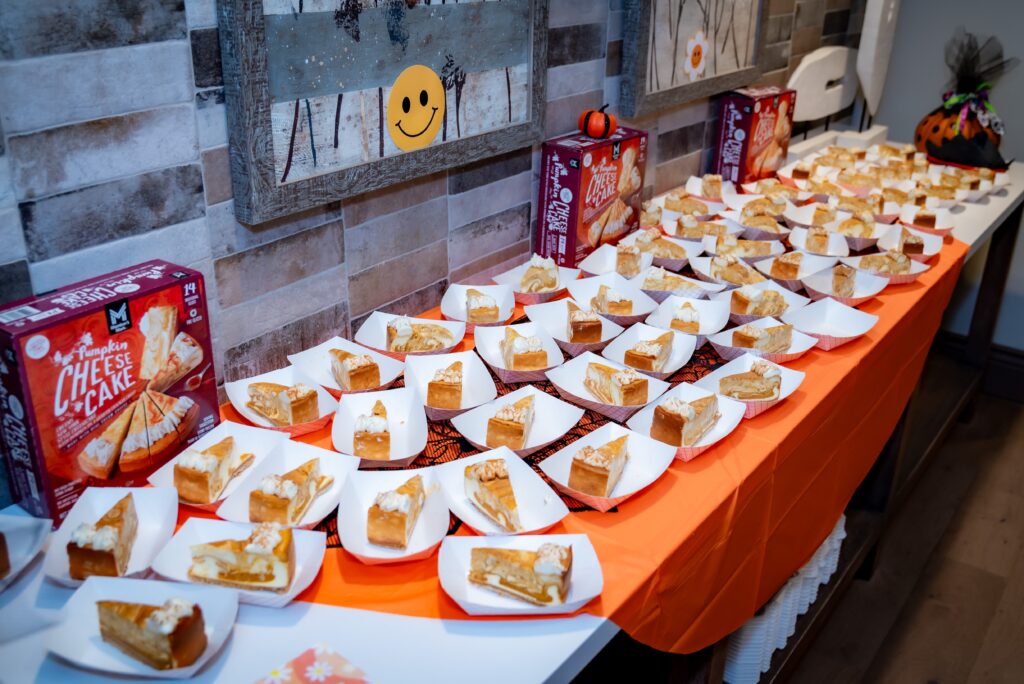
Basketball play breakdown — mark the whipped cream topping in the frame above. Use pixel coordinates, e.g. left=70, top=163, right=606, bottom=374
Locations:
left=534, top=543, right=570, bottom=574
left=636, top=228, right=659, bottom=245
left=467, top=291, right=496, bottom=310
left=390, top=316, right=414, bottom=339
left=511, top=335, right=543, bottom=354
left=613, top=368, right=643, bottom=387
left=495, top=401, right=531, bottom=424
left=179, top=449, right=218, bottom=473
left=751, top=360, right=781, bottom=379
left=679, top=214, right=698, bottom=228
left=673, top=303, right=699, bottom=323
left=259, top=474, right=298, bottom=500
left=70, top=523, right=117, bottom=550
left=712, top=255, right=738, bottom=267
left=738, top=285, right=761, bottom=301
left=662, top=396, right=696, bottom=420
left=617, top=243, right=640, bottom=255
left=529, top=254, right=556, bottom=270
left=778, top=251, right=802, bottom=265
left=569, top=307, right=600, bottom=322
left=355, top=412, right=388, bottom=434
left=284, top=384, right=315, bottom=402
left=245, top=523, right=282, bottom=554
left=632, top=340, right=661, bottom=357
left=145, top=598, right=194, bottom=635
left=84, top=438, right=116, bottom=466
left=468, top=458, right=508, bottom=482
left=604, top=288, right=628, bottom=303
left=343, top=353, right=375, bottom=370
left=432, top=365, right=462, bottom=383
left=374, top=489, right=410, bottom=513
left=736, top=324, right=763, bottom=338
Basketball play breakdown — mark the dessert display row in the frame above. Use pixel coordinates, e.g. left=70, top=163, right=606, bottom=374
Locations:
left=0, top=141, right=1002, bottom=677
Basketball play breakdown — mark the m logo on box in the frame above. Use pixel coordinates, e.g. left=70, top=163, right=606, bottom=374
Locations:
left=104, top=300, right=132, bottom=334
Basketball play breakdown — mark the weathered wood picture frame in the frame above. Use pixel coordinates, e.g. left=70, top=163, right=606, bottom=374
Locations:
left=219, top=0, right=550, bottom=225
left=620, top=0, right=768, bottom=118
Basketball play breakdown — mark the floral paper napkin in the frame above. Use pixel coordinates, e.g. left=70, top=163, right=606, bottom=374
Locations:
left=255, top=643, right=368, bottom=683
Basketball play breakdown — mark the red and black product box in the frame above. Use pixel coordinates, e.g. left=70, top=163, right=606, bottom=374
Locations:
left=714, top=86, right=797, bottom=185
left=0, top=260, right=219, bottom=523
left=536, top=126, right=649, bottom=267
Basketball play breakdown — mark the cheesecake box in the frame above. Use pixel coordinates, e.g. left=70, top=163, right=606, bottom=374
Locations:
left=536, top=126, right=649, bottom=267
left=713, top=86, right=797, bottom=184
left=0, top=260, right=219, bottom=523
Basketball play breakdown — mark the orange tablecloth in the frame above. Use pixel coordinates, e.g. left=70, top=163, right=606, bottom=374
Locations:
left=207, top=238, right=967, bottom=654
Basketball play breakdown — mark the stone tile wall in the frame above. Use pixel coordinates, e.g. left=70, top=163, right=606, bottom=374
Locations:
left=0, top=0, right=863, bottom=388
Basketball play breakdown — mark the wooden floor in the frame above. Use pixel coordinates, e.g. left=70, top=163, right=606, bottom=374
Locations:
left=791, top=393, right=1024, bottom=684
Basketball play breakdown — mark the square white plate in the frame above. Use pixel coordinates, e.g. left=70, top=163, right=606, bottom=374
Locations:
left=645, top=295, right=731, bottom=347
left=492, top=259, right=580, bottom=304
left=618, top=229, right=702, bottom=271
left=700, top=235, right=785, bottom=262
left=44, top=487, right=178, bottom=588
left=149, top=421, right=287, bottom=510
left=215, top=441, right=357, bottom=529
left=840, top=254, right=930, bottom=285
left=694, top=354, right=805, bottom=419
left=709, top=280, right=810, bottom=326
left=576, top=242, right=656, bottom=277
left=788, top=227, right=850, bottom=257
left=565, top=271, right=659, bottom=326
left=897, top=205, right=955, bottom=235
left=437, top=447, right=569, bottom=536
left=627, top=383, right=746, bottom=461
left=601, top=322, right=696, bottom=379
left=331, top=387, right=428, bottom=468
left=802, top=264, right=888, bottom=307
left=46, top=576, right=237, bottom=679
left=450, top=385, right=585, bottom=458
left=708, top=317, right=818, bottom=364
left=224, top=365, right=338, bottom=436
left=538, top=423, right=675, bottom=512
left=781, top=297, right=879, bottom=350
left=523, top=297, right=624, bottom=356
left=403, top=350, right=498, bottom=421
left=150, top=517, right=326, bottom=608
left=545, top=351, right=670, bottom=422
left=440, top=283, right=515, bottom=331
left=336, top=468, right=449, bottom=565
left=286, top=336, right=405, bottom=397
left=437, top=533, right=602, bottom=616
left=689, top=256, right=770, bottom=287
left=0, top=511, right=50, bottom=592
left=876, top=223, right=943, bottom=262
left=353, top=311, right=466, bottom=360
left=473, top=322, right=564, bottom=384
left=754, top=252, right=838, bottom=291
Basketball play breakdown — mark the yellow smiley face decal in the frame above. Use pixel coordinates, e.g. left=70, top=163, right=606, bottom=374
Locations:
left=387, top=64, right=446, bottom=151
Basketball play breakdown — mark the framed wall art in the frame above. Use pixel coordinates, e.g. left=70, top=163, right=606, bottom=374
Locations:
left=219, top=0, right=549, bottom=224
left=620, top=0, right=767, bottom=118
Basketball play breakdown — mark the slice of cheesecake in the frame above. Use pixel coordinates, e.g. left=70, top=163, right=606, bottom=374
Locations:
left=248, top=458, right=333, bottom=526
left=97, top=597, right=207, bottom=670
left=366, top=475, right=425, bottom=550
left=464, top=459, right=521, bottom=532
left=485, top=395, right=536, bottom=451
left=568, top=435, right=629, bottom=497
left=188, top=522, right=294, bottom=593
left=651, top=395, right=719, bottom=447
left=469, top=543, right=572, bottom=606
left=67, top=493, right=139, bottom=580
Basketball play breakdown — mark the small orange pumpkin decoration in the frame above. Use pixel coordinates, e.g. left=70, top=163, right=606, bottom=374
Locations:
left=914, top=105, right=1000, bottom=153
left=579, top=104, right=617, bottom=139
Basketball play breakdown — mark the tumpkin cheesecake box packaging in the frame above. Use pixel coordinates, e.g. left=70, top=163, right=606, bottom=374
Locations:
left=0, top=260, right=219, bottom=524
left=536, top=126, right=649, bottom=267
left=714, top=86, right=797, bottom=184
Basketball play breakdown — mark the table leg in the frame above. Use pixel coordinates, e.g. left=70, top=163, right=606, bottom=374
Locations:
left=964, top=203, right=1023, bottom=366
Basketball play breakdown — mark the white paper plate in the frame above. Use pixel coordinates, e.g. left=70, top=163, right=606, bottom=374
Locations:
left=151, top=518, right=326, bottom=608
left=437, top=533, right=602, bottom=616
left=897, top=205, right=955, bottom=235
left=538, top=423, right=675, bottom=512
left=801, top=264, right=889, bottom=307
left=0, top=511, right=50, bottom=592
left=224, top=365, right=338, bottom=435
left=215, top=441, right=357, bottom=529
left=601, top=322, right=696, bottom=379
left=473, top=322, right=564, bottom=384
left=684, top=176, right=735, bottom=202
left=644, top=295, right=731, bottom=348
left=788, top=226, right=850, bottom=257
left=626, top=383, right=746, bottom=461
left=450, top=385, right=584, bottom=458
left=820, top=217, right=887, bottom=251
left=43, top=487, right=179, bottom=588
left=46, top=577, right=237, bottom=679
left=708, top=317, right=818, bottom=364
left=783, top=203, right=851, bottom=228
left=617, top=230, right=703, bottom=271
left=440, top=283, right=516, bottom=331
left=840, top=254, right=930, bottom=285
left=689, top=256, right=770, bottom=287
left=700, top=234, right=786, bottom=262
left=876, top=223, right=943, bottom=262
left=353, top=311, right=466, bottom=360
left=717, top=211, right=792, bottom=241
left=576, top=242, right=655, bottom=277
left=753, top=252, right=838, bottom=291
left=709, top=279, right=810, bottom=326
left=335, top=468, right=449, bottom=565
left=694, top=354, right=804, bottom=419
left=565, top=271, right=659, bottom=326
left=662, top=218, right=742, bottom=239
left=403, top=350, right=498, bottom=421
left=149, top=421, right=287, bottom=510
left=629, top=266, right=725, bottom=302
left=781, top=297, right=879, bottom=351
left=286, top=335, right=405, bottom=397
left=331, top=387, right=428, bottom=468
left=545, top=351, right=670, bottom=422
left=492, top=259, right=580, bottom=304
left=437, top=447, right=569, bottom=536
left=523, top=297, right=624, bottom=356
